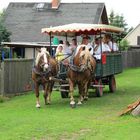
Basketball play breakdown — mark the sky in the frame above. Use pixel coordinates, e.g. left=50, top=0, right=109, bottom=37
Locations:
left=0, top=0, right=140, bottom=28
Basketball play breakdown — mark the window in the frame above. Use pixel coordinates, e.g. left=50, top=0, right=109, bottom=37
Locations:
left=137, top=36, right=140, bottom=45
left=36, top=3, right=45, bottom=11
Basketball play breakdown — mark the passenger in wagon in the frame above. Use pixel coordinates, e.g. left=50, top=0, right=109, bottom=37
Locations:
left=111, top=38, right=119, bottom=52
left=104, top=34, right=119, bottom=52
left=93, top=36, right=111, bottom=60
left=102, top=35, right=111, bottom=53
left=63, top=41, right=72, bottom=58
left=55, top=44, right=64, bottom=62
left=70, top=38, right=77, bottom=52
left=55, top=40, right=64, bottom=54
left=81, top=35, right=94, bottom=55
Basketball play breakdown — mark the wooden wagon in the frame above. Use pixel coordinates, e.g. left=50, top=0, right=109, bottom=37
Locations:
left=41, top=23, right=124, bottom=98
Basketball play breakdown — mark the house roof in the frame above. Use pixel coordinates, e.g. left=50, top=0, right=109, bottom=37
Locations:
left=124, top=24, right=140, bottom=40
left=4, top=2, right=108, bottom=42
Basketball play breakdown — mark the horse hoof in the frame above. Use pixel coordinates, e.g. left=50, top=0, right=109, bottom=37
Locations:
left=47, top=103, right=51, bottom=105
left=70, top=104, right=76, bottom=108
left=84, top=97, right=88, bottom=101
left=36, top=104, right=41, bottom=108
left=77, top=101, right=82, bottom=105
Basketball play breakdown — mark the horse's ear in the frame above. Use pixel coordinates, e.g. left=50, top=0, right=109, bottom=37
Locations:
left=82, top=46, right=86, bottom=51
left=89, top=48, right=92, bottom=51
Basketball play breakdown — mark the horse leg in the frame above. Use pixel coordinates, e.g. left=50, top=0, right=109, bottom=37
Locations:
left=34, top=83, right=41, bottom=108
left=46, top=82, right=54, bottom=105
left=43, top=84, right=48, bottom=105
left=83, top=81, right=89, bottom=101
left=69, top=79, right=75, bottom=107
left=77, top=84, right=84, bottom=105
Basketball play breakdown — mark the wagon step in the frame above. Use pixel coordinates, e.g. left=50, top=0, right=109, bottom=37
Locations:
left=54, top=84, right=69, bottom=87
left=60, top=84, right=70, bottom=87
left=91, top=85, right=105, bottom=88
left=59, top=89, right=69, bottom=92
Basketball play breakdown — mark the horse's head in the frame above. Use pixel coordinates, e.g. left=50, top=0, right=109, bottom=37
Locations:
left=74, top=45, right=91, bottom=66
left=35, top=49, right=50, bottom=72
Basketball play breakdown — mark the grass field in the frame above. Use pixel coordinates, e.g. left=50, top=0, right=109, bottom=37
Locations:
left=0, top=68, right=140, bottom=140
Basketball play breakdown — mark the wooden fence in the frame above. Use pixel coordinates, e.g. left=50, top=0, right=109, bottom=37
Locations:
left=0, top=51, right=140, bottom=96
left=122, top=50, right=140, bottom=69
left=0, top=59, right=33, bottom=96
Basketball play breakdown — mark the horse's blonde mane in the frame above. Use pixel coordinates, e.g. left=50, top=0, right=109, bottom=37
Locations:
left=35, top=48, right=50, bottom=66
left=75, top=45, right=92, bottom=60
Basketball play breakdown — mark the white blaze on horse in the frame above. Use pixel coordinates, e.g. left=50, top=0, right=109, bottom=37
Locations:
left=68, top=45, right=96, bottom=107
left=32, top=48, right=58, bottom=108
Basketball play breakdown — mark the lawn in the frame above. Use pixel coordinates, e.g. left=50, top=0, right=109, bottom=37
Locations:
left=0, top=68, right=140, bottom=140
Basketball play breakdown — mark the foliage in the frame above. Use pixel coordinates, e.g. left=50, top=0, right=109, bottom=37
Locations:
left=0, top=68, right=140, bottom=139
left=119, top=39, right=130, bottom=51
left=0, top=10, right=11, bottom=59
left=108, top=10, right=133, bottom=39
left=0, top=10, right=11, bottom=44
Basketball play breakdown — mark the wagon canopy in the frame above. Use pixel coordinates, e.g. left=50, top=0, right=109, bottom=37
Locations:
left=41, top=23, right=124, bottom=37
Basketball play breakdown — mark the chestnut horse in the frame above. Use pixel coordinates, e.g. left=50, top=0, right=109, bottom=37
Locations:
left=68, top=45, right=96, bottom=107
left=32, top=49, right=58, bottom=108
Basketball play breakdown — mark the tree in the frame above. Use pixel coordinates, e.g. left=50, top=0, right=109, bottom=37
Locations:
left=0, top=10, right=11, bottom=59
left=0, top=10, right=11, bottom=44
left=108, top=10, right=133, bottom=38
left=108, top=10, right=133, bottom=50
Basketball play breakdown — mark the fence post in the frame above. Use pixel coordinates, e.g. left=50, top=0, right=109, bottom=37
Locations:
left=0, top=61, right=4, bottom=95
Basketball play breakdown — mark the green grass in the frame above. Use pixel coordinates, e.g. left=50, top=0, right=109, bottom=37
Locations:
left=0, top=68, right=140, bottom=140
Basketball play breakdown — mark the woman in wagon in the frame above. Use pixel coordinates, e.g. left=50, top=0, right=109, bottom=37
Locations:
left=61, top=41, right=72, bottom=65
left=63, top=41, right=72, bottom=58
left=55, top=44, right=64, bottom=62
left=70, top=38, right=77, bottom=52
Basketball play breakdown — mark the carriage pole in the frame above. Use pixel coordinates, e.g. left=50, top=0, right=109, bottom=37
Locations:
left=49, top=32, right=52, bottom=55
left=100, top=31, right=103, bottom=77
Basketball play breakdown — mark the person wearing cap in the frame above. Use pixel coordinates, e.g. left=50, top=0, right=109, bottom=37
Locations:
left=81, top=35, right=94, bottom=55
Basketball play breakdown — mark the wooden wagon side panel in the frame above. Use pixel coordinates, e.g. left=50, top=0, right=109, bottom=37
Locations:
left=95, top=53, right=123, bottom=78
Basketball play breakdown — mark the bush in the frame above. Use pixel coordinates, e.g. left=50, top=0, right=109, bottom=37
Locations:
left=119, top=39, right=130, bottom=51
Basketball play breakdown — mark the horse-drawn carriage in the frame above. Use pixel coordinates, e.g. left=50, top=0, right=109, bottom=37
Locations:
left=32, top=23, right=123, bottom=108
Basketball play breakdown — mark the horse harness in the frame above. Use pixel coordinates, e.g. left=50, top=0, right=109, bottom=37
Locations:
left=69, top=56, right=93, bottom=73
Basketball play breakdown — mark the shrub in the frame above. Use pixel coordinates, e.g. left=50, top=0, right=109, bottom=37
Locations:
left=119, top=39, right=130, bottom=51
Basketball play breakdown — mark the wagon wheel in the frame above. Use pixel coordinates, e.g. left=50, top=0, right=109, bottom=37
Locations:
left=95, top=79, right=103, bottom=97
left=60, top=84, right=69, bottom=98
left=109, top=75, right=116, bottom=93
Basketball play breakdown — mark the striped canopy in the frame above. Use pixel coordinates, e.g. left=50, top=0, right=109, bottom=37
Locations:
left=41, top=23, right=124, bottom=37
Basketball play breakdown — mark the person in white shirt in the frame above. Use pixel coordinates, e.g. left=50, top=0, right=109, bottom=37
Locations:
left=112, top=38, right=119, bottom=52
left=81, top=35, right=94, bottom=55
left=93, top=36, right=111, bottom=60
left=63, top=41, right=72, bottom=58
left=104, top=34, right=119, bottom=52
